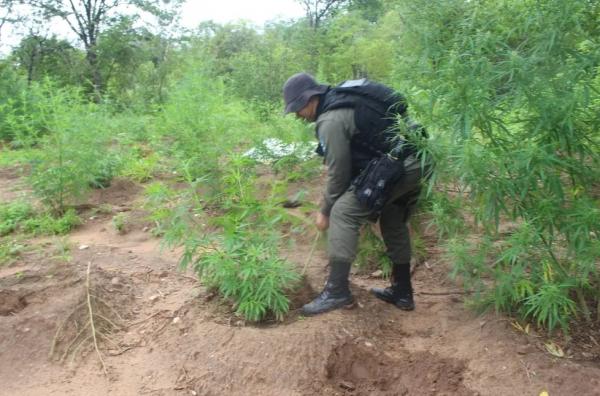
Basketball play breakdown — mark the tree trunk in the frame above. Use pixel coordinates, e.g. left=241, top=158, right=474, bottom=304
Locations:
left=26, top=48, right=37, bottom=86
left=85, top=46, right=103, bottom=102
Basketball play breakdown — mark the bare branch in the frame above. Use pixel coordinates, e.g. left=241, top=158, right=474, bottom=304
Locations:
left=295, top=0, right=347, bottom=29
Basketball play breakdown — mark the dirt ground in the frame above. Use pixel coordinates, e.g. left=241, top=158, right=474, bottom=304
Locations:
left=1, top=174, right=599, bottom=396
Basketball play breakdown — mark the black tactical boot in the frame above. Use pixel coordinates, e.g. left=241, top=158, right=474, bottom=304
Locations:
left=370, top=263, right=415, bottom=311
left=302, top=259, right=354, bottom=316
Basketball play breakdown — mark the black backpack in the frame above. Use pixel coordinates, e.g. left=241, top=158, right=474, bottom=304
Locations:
left=331, top=78, right=408, bottom=137
left=317, top=79, right=420, bottom=163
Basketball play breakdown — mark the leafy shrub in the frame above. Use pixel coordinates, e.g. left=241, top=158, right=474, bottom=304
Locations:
left=0, top=201, right=34, bottom=236
left=183, top=229, right=300, bottom=321
left=0, top=78, right=77, bottom=147
left=112, top=213, right=128, bottom=234
left=395, top=0, right=600, bottom=333
left=121, top=154, right=161, bottom=183
left=0, top=64, right=31, bottom=143
left=0, top=201, right=80, bottom=236
left=149, top=63, right=256, bottom=181
left=143, top=181, right=178, bottom=237
left=90, top=153, right=122, bottom=188
left=153, top=151, right=304, bottom=322
left=27, top=87, right=122, bottom=213
left=21, top=209, right=81, bottom=235
left=0, top=238, right=26, bottom=266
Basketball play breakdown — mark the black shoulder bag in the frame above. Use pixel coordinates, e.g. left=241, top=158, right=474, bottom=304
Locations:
left=351, top=151, right=406, bottom=213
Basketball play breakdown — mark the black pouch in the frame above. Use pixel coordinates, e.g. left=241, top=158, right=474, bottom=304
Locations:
left=352, top=154, right=405, bottom=213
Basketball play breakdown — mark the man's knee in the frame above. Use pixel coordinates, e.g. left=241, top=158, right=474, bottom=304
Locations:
left=330, top=194, right=364, bottom=227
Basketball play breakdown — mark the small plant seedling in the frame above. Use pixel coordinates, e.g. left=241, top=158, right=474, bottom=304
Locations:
left=52, top=237, right=72, bottom=262
left=94, top=204, right=114, bottom=215
left=112, top=213, right=128, bottom=234
left=0, top=237, right=26, bottom=266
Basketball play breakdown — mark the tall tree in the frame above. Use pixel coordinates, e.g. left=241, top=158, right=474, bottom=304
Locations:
left=96, top=18, right=175, bottom=106
left=29, top=0, right=180, bottom=99
left=13, top=33, right=83, bottom=85
left=296, top=0, right=348, bottom=30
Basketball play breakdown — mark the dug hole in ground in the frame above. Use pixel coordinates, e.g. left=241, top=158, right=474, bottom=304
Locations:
left=1, top=169, right=599, bottom=396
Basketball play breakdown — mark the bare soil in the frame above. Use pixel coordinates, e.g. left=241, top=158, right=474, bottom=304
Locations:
left=1, top=174, right=599, bottom=396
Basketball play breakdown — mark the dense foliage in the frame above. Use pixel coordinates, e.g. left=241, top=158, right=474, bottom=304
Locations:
left=392, top=0, right=599, bottom=333
left=0, top=0, right=598, bottom=327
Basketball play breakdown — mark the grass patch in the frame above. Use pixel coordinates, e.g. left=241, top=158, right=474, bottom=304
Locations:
left=0, top=201, right=81, bottom=236
left=0, top=237, right=26, bottom=266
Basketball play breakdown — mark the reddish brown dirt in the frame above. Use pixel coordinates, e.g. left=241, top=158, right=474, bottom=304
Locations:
left=321, top=339, right=471, bottom=396
left=1, top=174, right=600, bottom=395
left=0, top=290, right=27, bottom=315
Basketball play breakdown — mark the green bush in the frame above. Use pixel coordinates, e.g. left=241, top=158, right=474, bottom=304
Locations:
left=143, top=59, right=311, bottom=322
left=394, top=0, right=600, bottom=333
left=149, top=61, right=257, bottom=180
left=153, top=151, right=304, bottom=322
left=183, top=229, right=300, bottom=321
left=354, top=227, right=392, bottom=275
left=0, top=201, right=34, bottom=236
left=112, top=213, right=128, bottom=234
left=26, top=87, right=123, bottom=213
left=0, top=238, right=26, bottom=266
left=21, top=209, right=81, bottom=235
left=0, top=63, right=29, bottom=143
left=120, top=152, right=161, bottom=183
left=0, top=77, right=53, bottom=146
left=0, top=201, right=81, bottom=236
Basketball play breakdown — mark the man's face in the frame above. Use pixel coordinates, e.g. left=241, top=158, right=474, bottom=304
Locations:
left=295, top=97, right=318, bottom=122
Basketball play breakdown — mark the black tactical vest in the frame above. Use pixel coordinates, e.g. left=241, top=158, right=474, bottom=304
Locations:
left=315, top=79, right=410, bottom=176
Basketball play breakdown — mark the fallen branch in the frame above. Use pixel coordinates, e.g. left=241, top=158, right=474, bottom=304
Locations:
left=177, top=274, right=200, bottom=283
left=96, top=331, right=121, bottom=349
left=152, top=316, right=173, bottom=336
left=95, top=313, right=123, bottom=331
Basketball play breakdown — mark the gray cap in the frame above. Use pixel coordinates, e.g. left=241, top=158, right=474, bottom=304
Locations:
left=282, top=72, right=328, bottom=114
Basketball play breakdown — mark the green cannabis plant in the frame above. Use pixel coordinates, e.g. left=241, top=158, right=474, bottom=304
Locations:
left=394, top=0, right=600, bottom=333
left=26, top=87, right=121, bottom=213
left=150, top=150, right=304, bottom=322
left=0, top=201, right=81, bottom=236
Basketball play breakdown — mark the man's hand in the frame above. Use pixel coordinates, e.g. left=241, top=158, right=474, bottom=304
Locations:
left=316, top=212, right=329, bottom=231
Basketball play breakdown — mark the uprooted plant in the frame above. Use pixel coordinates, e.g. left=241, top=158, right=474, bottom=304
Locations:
left=49, top=262, right=125, bottom=374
